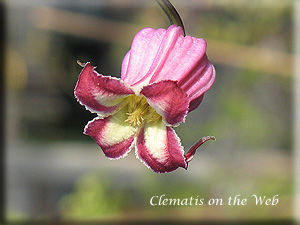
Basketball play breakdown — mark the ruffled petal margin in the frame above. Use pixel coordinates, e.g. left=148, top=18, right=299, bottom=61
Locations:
left=141, top=80, right=189, bottom=127
left=136, top=121, right=187, bottom=173
left=84, top=108, right=137, bottom=159
left=74, top=62, right=135, bottom=117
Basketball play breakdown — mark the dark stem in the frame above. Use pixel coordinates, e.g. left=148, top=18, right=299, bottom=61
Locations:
left=156, top=0, right=185, bottom=35
left=184, top=136, right=216, bottom=163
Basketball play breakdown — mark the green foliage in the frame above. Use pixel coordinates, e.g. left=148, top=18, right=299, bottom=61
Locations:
left=59, top=174, right=129, bottom=220
left=197, top=1, right=291, bottom=45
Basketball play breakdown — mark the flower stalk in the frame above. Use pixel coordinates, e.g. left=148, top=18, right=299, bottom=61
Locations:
left=156, top=0, right=185, bottom=35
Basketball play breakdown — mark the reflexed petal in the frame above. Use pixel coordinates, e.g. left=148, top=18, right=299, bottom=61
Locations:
left=141, top=80, right=189, bottom=126
left=136, top=121, right=187, bottom=173
left=84, top=108, right=137, bottom=159
left=74, top=62, right=134, bottom=117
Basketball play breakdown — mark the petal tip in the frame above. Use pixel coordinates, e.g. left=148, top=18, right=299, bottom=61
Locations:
left=77, top=60, right=88, bottom=67
left=184, top=135, right=216, bottom=163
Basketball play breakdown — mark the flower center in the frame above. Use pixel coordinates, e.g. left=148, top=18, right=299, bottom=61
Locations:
left=124, top=95, right=161, bottom=127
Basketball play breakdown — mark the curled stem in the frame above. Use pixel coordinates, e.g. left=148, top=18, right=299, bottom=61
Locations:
left=184, top=136, right=216, bottom=163
left=156, top=0, right=185, bottom=35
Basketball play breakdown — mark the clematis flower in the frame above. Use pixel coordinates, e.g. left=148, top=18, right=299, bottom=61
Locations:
left=74, top=25, right=216, bottom=173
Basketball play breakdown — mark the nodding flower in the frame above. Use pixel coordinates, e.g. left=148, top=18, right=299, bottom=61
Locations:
left=74, top=25, right=216, bottom=173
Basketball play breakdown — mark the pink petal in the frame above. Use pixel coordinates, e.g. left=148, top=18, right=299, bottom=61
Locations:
left=178, top=57, right=216, bottom=103
left=148, top=30, right=202, bottom=83
left=121, top=50, right=130, bottom=79
left=147, top=30, right=216, bottom=105
left=141, top=80, right=189, bottom=126
left=74, top=62, right=135, bottom=117
left=120, top=25, right=215, bottom=110
left=131, top=25, right=184, bottom=90
left=84, top=108, right=137, bottom=159
left=125, top=25, right=184, bottom=91
left=121, top=27, right=167, bottom=90
left=136, top=121, right=187, bottom=173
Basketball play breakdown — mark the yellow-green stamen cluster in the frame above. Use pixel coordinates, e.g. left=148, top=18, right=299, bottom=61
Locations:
left=124, top=95, right=161, bottom=127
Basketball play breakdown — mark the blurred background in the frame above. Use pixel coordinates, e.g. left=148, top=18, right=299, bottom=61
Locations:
left=5, top=0, right=294, bottom=223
